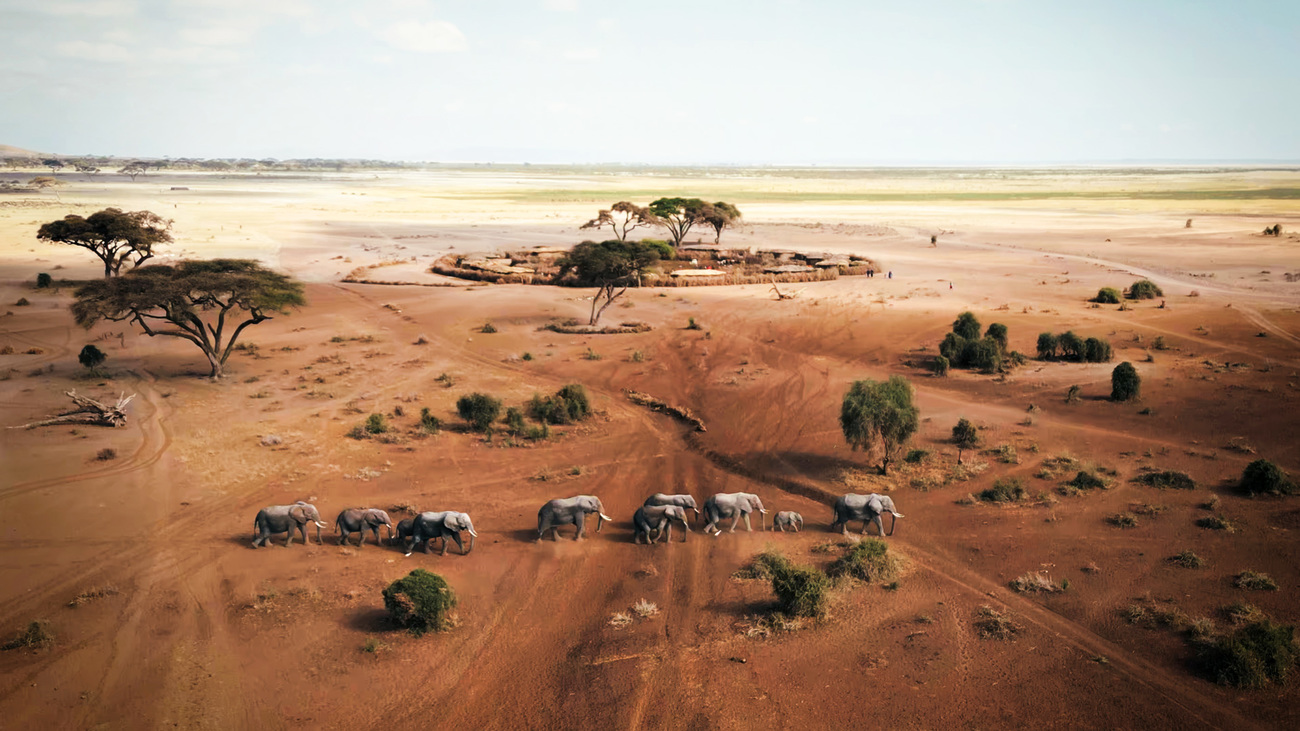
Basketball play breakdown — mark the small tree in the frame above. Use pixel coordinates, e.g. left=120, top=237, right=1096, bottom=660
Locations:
left=966, top=338, right=1002, bottom=373
left=985, top=323, right=1008, bottom=353
left=840, top=376, right=920, bottom=475
left=38, top=208, right=173, bottom=278
left=382, top=569, right=457, bottom=636
left=456, top=393, right=502, bottom=432
left=939, top=332, right=969, bottom=367
left=1036, top=332, right=1059, bottom=360
left=579, top=201, right=657, bottom=241
left=1058, top=331, right=1084, bottom=361
left=703, top=201, right=741, bottom=244
left=932, top=355, right=949, bottom=377
left=952, top=311, right=981, bottom=340
left=1111, top=362, right=1140, bottom=401
left=36, top=272, right=52, bottom=289
left=556, top=240, right=662, bottom=325
left=647, top=197, right=709, bottom=246
left=1128, top=279, right=1164, bottom=300
left=952, top=418, right=979, bottom=464
left=118, top=163, right=145, bottom=181
left=78, top=344, right=106, bottom=374
left=1083, top=337, right=1112, bottom=363
left=71, top=259, right=304, bottom=379
left=42, top=159, right=65, bottom=175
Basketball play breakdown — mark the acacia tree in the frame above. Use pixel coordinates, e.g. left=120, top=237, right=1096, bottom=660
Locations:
left=38, top=208, right=173, bottom=277
left=580, top=201, right=658, bottom=241
left=703, top=201, right=741, bottom=243
left=952, top=417, right=979, bottom=464
left=118, top=163, right=145, bottom=181
left=43, top=159, right=64, bottom=175
left=556, top=240, right=661, bottom=325
left=840, top=376, right=920, bottom=475
left=648, top=197, right=709, bottom=246
left=71, top=259, right=305, bottom=379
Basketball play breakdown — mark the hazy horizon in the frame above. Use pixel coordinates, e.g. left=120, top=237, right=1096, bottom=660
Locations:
left=3, top=0, right=1298, bottom=166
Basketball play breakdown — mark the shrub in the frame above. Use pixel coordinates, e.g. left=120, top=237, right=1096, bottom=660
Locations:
left=1107, top=512, right=1139, bottom=528
left=1093, top=287, right=1121, bottom=304
left=1224, top=602, right=1266, bottom=625
left=1136, top=471, right=1196, bottom=490
left=78, top=344, right=106, bottom=372
left=939, top=332, right=969, bottom=366
left=996, top=444, right=1018, bottom=464
left=1197, top=621, right=1296, bottom=688
left=1006, top=350, right=1027, bottom=367
left=979, top=477, right=1026, bottom=503
left=14, top=297, right=29, bottom=307
left=904, top=448, right=930, bottom=464
left=985, top=323, right=1008, bottom=352
left=1068, top=470, right=1108, bottom=490
left=1153, top=336, right=1167, bottom=350
left=457, top=393, right=502, bottom=432
left=1128, top=279, right=1164, bottom=300
left=36, top=273, right=52, bottom=289
left=346, top=425, right=368, bottom=439
left=769, top=560, right=831, bottom=618
left=529, top=384, right=592, bottom=425
left=1238, top=459, right=1295, bottom=497
left=1197, top=515, right=1236, bottom=532
left=952, top=417, right=979, bottom=463
left=686, top=317, right=702, bottom=330
left=480, top=322, right=497, bottom=334
left=1010, top=571, right=1063, bottom=593
left=504, top=406, right=526, bottom=434
left=974, top=605, right=1019, bottom=640
left=582, top=348, right=602, bottom=361
left=419, top=408, right=441, bottom=434
left=1065, top=384, right=1082, bottom=403
left=365, top=413, right=389, bottom=434
left=521, top=352, right=533, bottom=361
left=966, top=338, right=1002, bottom=373
left=1036, top=332, right=1059, bottom=360
left=827, top=538, right=903, bottom=583
left=1234, top=571, right=1279, bottom=591
left=95, top=448, right=117, bottom=461
left=382, top=569, right=457, bottom=636
left=931, top=355, right=949, bottom=377
left=1083, top=337, right=1112, bottom=363
left=1169, top=550, right=1204, bottom=568
left=1, top=620, right=53, bottom=651
left=1111, top=362, right=1140, bottom=401
left=953, top=311, right=981, bottom=340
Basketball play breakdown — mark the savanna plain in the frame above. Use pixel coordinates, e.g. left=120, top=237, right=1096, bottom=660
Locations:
left=1, top=164, right=1299, bottom=729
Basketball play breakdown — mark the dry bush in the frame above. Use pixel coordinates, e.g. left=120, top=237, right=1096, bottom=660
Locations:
left=1197, top=515, right=1236, bottom=532
left=1169, top=550, right=1204, bottom=568
left=68, top=586, right=119, bottom=608
left=1010, top=571, right=1063, bottom=593
left=1234, top=571, right=1279, bottom=591
left=826, top=538, right=907, bottom=584
left=1224, top=602, right=1267, bottom=625
left=1135, top=470, right=1196, bottom=490
left=632, top=599, right=660, bottom=618
left=1, top=621, right=53, bottom=651
left=608, top=612, right=633, bottom=629
left=1107, top=512, right=1139, bottom=528
left=974, top=605, right=1019, bottom=640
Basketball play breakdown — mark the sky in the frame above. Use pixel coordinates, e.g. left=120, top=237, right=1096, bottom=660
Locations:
left=1, top=0, right=1297, bottom=164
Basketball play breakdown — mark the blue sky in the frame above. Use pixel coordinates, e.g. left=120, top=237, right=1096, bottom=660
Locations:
left=2, top=0, right=1297, bottom=163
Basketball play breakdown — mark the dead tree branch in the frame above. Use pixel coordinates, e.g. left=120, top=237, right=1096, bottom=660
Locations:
left=10, top=391, right=135, bottom=429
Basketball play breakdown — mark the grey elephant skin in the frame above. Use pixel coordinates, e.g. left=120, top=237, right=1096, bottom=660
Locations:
left=830, top=493, right=903, bottom=536
left=643, top=493, right=700, bottom=522
left=773, top=511, right=804, bottom=532
left=335, top=508, right=394, bottom=547
left=537, top=495, right=612, bottom=541
left=252, top=501, right=327, bottom=547
left=702, top=492, right=767, bottom=535
left=405, top=511, right=478, bottom=556
left=632, top=505, right=691, bottom=544
left=394, top=518, right=415, bottom=547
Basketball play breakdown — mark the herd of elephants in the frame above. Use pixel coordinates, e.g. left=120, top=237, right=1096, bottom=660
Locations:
left=250, top=492, right=905, bottom=555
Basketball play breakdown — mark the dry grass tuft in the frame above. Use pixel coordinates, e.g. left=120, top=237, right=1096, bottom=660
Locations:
left=1010, top=571, right=1063, bottom=593
left=974, top=605, right=1019, bottom=640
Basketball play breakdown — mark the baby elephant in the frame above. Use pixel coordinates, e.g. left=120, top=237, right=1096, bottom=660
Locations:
left=632, top=505, right=692, bottom=544
left=773, top=511, right=804, bottom=532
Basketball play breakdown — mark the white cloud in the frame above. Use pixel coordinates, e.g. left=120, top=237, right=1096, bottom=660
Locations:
left=180, top=25, right=253, bottom=45
left=38, top=0, right=137, bottom=16
left=378, top=20, right=468, bottom=53
left=150, top=46, right=240, bottom=64
left=102, top=29, right=136, bottom=44
left=563, top=48, right=599, bottom=60
left=56, top=40, right=131, bottom=62
left=443, top=100, right=466, bottom=113
left=543, top=0, right=578, bottom=11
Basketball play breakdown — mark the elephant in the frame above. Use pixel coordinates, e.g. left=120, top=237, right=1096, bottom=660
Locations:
left=773, top=511, right=804, bottom=532
left=405, top=511, right=478, bottom=556
left=335, top=508, right=394, bottom=547
left=632, top=505, right=691, bottom=544
left=252, top=501, right=327, bottom=547
left=702, top=492, right=767, bottom=535
left=643, top=493, right=701, bottom=522
left=830, top=493, right=903, bottom=537
left=394, top=518, right=415, bottom=547
left=537, top=495, right=611, bottom=541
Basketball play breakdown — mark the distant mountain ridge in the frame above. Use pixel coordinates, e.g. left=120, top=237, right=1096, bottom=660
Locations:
left=0, top=144, right=45, bottom=158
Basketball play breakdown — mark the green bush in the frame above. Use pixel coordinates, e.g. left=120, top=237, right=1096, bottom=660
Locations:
left=382, top=569, right=457, bottom=636
left=1093, top=287, right=1121, bottom=304
left=904, top=448, right=930, bottom=464
left=939, top=333, right=969, bottom=366
left=1198, top=621, right=1297, bottom=688
left=640, top=238, right=675, bottom=260
left=457, top=393, right=502, bottom=432
left=932, top=355, right=949, bottom=377
left=769, top=558, right=831, bottom=618
left=953, top=311, right=981, bottom=340
left=966, top=338, right=1002, bottom=373
left=979, top=477, right=1026, bottom=503
left=1068, top=470, right=1108, bottom=490
left=1058, top=331, right=1084, bottom=361
left=36, top=273, right=52, bottom=289
left=1197, top=515, right=1235, bottom=532
left=1136, top=471, right=1196, bottom=490
left=365, top=413, right=389, bottom=434
left=985, top=323, right=1008, bottom=352
left=1234, top=570, right=1279, bottom=591
left=1111, top=362, right=1140, bottom=401
left=78, top=344, right=106, bottom=372
left=1238, top=459, right=1295, bottom=497
left=1169, top=550, right=1204, bottom=568
left=419, top=407, right=441, bottom=434
left=1036, top=332, right=1058, bottom=360
left=1128, top=279, right=1164, bottom=300
left=480, top=322, right=497, bottom=333
left=827, top=538, right=902, bottom=583
left=1083, top=337, right=1112, bottom=363
left=504, top=406, right=526, bottom=434
left=686, top=317, right=702, bottom=330
left=528, top=383, right=592, bottom=425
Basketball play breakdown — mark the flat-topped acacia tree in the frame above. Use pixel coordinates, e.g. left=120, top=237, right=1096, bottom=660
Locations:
left=580, top=201, right=658, bottom=241
left=557, top=240, right=662, bottom=325
left=648, top=197, right=710, bottom=246
left=38, top=208, right=173, bottom=277
left=71, top=259, right=305, bottom=379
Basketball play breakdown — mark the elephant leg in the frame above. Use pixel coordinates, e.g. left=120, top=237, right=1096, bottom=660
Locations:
left=872, top=515, right=884, bottom=536
left=665, top=523, right=673, bottom=543
left=285, top=525, right=294, bottom=547
left=574, top=521, right=585, bottom=541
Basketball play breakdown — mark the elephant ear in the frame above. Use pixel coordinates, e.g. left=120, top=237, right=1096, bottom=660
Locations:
left=289, top=505, right=307, bottom=522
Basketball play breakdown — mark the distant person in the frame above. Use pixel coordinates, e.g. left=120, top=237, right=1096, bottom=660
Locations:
left=949, top=281, right=953, bottom=289
left=888, top=271, right=892, bottom=279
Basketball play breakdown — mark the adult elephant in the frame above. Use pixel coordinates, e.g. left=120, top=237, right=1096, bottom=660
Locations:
left=632, top=505, right=691, bottom=544
left=405, top=511, right=477, bottom=556
left=643, top=493, right=700, bottom=522
left=537, top=495, right=611, bottom=541
left=830, top=493, right=903, bottom=537
left=773, top=511, right=804, bottom=532
left=702, top=492, right=766, bottom=535
left=335, top=508, right=394, bottom=547
left=252, top=501, right=327, bottom=547
left=394, top=518, right=415, bottom=547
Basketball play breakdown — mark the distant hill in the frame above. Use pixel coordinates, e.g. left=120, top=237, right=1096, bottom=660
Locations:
left=0, top=144, right=46, bottom=158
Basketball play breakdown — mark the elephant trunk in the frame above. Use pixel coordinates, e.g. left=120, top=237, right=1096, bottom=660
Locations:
left=465, top=532, right=475, bottom=554
left=314, top=521, right=324, bottom=544
left=597, top=512, right=611, bottom=532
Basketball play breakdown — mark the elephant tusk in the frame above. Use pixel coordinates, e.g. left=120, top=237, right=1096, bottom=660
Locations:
left=315, top=521, right=327, bottom=527
left=468, top=529, right=478, bottom=537
left=599, top=514, right=612, bottom=521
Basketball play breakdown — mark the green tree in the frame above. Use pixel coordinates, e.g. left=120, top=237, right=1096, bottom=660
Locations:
left=579, top=201, right=657, bottom=241
left=703, top=201, right=742, bottom=244
left=952, top=417, right=979, bottom=464
left=457, top=392, right=502, bottom=432
left=840, top=376, right=920, bottom=475
left=42, top=159, right=64, bottom=175
left=1111, top=362, right=1140, bottom=401
left=932, top=355, right=949, bottom=377
left=965, top=338, right=1002, bottom=373
left=1128, top=279, right=1164, bottom=300
left=382, top=569, right=457, bottom=636
left=1058, top=331, right=1084, bottom=361
left=647, top=197, right=709, bottom=246
left=78, top=344, right=106, bottom=374
left=985, top=323, right=1008, bottom=353
left=556, top=239, right=662, bottom=325
left=939, top=332, right=969, bottom=367
left=952, top=311, right=981, bottom=340
left=71, top=259, right=304, bottom=379
left=1036, top=332, right=1059, bottom=360
left=37, top=208, right=173, bottom=278
left=36, top=272, right=52, bottom=289
left=1083, top=337, right=1112, bottom=363
left=118, top=163, right=145, bottom=181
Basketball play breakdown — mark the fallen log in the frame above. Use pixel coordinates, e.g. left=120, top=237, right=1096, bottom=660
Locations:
left=624, top=390, right=706, bottom=432
left=769, top=276, right=805, bottom=300
left=10, top=391, right=135, bottom=429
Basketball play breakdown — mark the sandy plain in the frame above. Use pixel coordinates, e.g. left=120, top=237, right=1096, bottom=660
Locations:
left=1, top=165, right=1299, bottom=729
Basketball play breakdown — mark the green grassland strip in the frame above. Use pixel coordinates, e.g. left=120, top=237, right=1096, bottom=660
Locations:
left=427, top=188, right=1300, bottom=204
